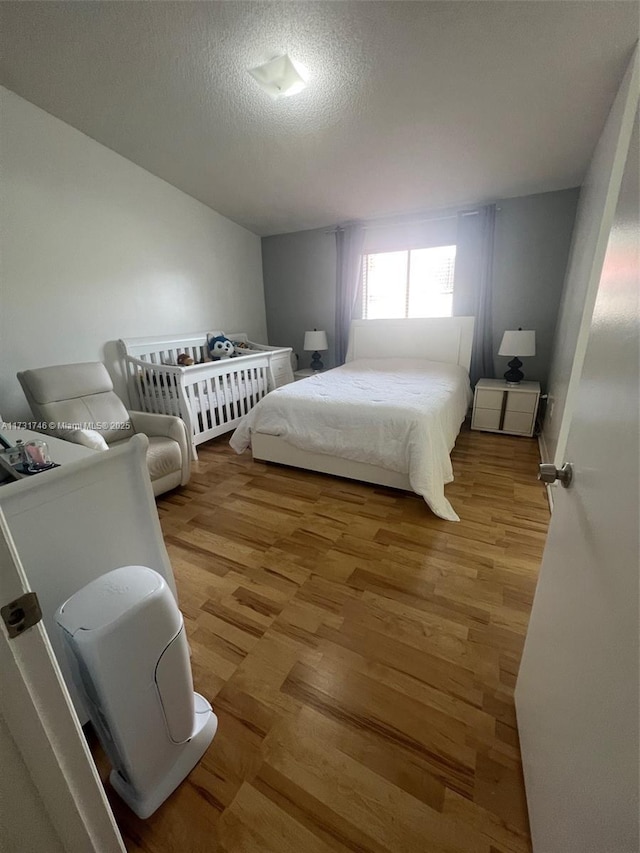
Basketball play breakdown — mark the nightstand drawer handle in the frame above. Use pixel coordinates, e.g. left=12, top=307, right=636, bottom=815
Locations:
left=538, top=462, right=573, bottom=488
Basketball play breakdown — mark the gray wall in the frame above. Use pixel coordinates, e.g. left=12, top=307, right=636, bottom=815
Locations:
left=262, top=188, right=579, bottom=388
left=262, top=228, right=337, bottom=371
left=492, top=189, right=580, bottom=388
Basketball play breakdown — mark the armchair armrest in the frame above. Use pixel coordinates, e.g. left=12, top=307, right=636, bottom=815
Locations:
left=129, top=410, right=190, bottom=486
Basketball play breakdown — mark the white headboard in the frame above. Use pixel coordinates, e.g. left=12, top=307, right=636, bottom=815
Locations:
left=345, top=317, right=475, bottom=372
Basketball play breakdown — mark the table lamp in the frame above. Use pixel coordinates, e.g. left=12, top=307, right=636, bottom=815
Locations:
left=303, top=329, right=328, bottom=371
left=498, top=328, right=536, bottom=384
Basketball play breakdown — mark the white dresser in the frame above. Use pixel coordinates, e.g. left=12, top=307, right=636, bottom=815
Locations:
left=0, top=426, right=95, bottom=483
left=471, top=378, right=540, bottom=437
left=0, top=436, right=177, bottom=722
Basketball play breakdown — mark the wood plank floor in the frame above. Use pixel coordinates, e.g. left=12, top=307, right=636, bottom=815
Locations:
left=95, top=425, right=549, bottom=852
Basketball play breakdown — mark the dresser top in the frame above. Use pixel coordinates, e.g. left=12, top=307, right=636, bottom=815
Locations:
left=476, top=378, right=541, bottom=392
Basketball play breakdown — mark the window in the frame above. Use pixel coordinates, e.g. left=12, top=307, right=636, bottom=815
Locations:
left=362, top=245, right=456, bottom=319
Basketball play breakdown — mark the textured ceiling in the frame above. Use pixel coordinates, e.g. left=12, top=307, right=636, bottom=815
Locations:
left=1, top=2, right=637, bottom=236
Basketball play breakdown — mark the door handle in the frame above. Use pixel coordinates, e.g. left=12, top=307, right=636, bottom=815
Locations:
left=538, top=462, right=573, bottom=488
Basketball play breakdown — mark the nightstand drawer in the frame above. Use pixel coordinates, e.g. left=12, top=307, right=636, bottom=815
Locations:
left=475, top=388, right=505, bottom=410
left=506, top=391, right=537, bottom=414
left=503, top=411, right=534, bottom=435
left=472, top=408, right=502, bottom=431
left=472, top=378, right=540, bottom=436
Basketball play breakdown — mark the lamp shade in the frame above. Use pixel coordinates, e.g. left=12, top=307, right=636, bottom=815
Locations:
left=498, top=330, right=536, bottom=357
left=304, top=330, right=328, bottom=352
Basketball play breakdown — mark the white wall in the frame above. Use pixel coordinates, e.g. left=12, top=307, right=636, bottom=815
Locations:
left=0, top=86, right=267, bottom=420
left=542, top=47, right=639, bottom=465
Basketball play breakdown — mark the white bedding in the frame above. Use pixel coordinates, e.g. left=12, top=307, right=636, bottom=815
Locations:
left=229, top=358, right=472, bottom=521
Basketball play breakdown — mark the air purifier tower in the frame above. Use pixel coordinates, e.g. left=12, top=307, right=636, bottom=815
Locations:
left=56, top=565, right=217, bottom=819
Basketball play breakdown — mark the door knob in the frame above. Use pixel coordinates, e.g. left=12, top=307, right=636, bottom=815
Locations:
left=538, top=462, right=573, bottom=488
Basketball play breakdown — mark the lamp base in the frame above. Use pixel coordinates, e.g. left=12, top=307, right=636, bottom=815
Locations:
left=504, top=357, right=524, bottom=384
left=310, top=351, right=324, bottom=371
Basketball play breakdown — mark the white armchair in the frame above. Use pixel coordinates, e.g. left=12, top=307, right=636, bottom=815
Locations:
left=17, top=362, right=190, bottom=496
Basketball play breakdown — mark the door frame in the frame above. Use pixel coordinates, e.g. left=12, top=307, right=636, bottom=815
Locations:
left=0, top=509, right=125, bottom=853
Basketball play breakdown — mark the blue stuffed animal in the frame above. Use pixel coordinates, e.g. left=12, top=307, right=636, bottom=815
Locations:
left=208, top=334, right=235, bottom=360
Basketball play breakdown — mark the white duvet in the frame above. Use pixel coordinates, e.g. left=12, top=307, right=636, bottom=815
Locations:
left=229, top=358, right=472, bottom=521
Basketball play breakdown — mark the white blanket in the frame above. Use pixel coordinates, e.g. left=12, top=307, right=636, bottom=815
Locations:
left=229, top=358, right=472, bottom=521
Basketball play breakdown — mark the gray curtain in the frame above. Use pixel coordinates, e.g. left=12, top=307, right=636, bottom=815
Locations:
left=335, top=223, right=366, bottom=365
left=452, top=204, right=496, bottom=387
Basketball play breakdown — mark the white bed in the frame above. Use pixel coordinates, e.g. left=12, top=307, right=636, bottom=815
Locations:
left=229, top=317, right=475, bottom=521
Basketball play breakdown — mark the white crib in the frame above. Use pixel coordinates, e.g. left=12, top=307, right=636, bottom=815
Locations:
left=119, top=331, right=293, bottom=459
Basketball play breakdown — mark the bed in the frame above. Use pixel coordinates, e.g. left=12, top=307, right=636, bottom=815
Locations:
left=229, top=317, right=475, bottom=520
left=119, top=331, right=293, bottom=459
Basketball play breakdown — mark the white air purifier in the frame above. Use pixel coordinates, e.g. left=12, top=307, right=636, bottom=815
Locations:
left=56, top=565, right=217, bottom=819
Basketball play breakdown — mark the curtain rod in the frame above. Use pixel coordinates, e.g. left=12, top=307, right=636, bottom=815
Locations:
left=325, top=207, right=501, bottom=234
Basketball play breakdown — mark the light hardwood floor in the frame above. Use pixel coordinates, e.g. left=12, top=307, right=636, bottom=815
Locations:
left=96, top=425, right=549, bottom=853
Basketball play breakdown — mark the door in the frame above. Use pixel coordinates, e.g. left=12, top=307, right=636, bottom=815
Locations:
left=0, top=508, right=125, bottom=853
left=515, top=112, right=639, bottom=851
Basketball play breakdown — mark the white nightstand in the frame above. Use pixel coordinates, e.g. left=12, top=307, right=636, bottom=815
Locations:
left=471, top=378, right=540, bottom=437
left=294, top=368, right=323, bottom=381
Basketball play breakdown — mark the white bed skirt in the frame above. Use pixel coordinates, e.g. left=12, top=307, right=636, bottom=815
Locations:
left=251, top=432, right=413, bottom=492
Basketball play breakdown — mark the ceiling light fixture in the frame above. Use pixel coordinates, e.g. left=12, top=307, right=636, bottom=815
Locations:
left=248, top=54, right=307, bottom=100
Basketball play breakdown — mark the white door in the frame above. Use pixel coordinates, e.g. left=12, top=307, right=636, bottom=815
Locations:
left=0, top=509, right=125, bottom=853
left=515, top=112, right=639, bottom=851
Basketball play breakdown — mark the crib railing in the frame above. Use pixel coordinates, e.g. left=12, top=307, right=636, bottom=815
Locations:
left=121, top=350, right=270, bottom=459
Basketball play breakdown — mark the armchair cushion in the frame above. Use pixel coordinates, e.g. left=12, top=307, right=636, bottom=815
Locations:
left=68, top=429, right=110, bottom=452
left=20, top=362, right=114, bottom=401
left=18, top=363, right=132, bottom=444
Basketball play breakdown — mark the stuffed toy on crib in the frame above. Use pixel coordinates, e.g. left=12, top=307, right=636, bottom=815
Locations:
left=207, top=335, right=235, bottom=360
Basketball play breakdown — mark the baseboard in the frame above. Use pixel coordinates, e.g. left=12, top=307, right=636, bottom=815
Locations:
left=537, top=434, right=554, bottom=513
left=537, top=430, right=550, bottom=465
